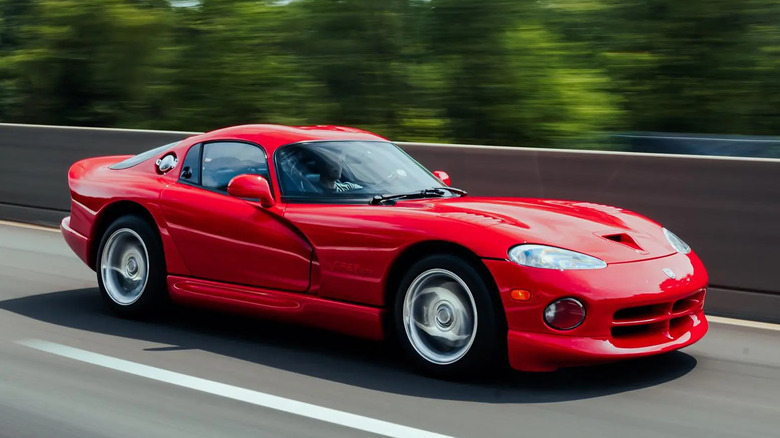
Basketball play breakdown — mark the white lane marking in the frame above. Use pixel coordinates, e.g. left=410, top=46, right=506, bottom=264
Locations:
left=17, top=339, right=454, bottom=438
left=708, top=315, right=780, bottom=332
left=0, top=220, right=60, bottom=233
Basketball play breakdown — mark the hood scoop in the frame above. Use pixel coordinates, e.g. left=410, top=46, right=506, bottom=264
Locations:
left=601, top=233, right=645, bottom=252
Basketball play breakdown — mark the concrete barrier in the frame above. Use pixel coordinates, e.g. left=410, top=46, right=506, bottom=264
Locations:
left=2, top=123, right=778, bottom=321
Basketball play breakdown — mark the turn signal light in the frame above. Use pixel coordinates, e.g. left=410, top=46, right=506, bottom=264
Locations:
left=510, top=289, right=531, bottom=301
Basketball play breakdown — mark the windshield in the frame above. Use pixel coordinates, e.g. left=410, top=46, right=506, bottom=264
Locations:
left=275, top=141, right=446, bottom=200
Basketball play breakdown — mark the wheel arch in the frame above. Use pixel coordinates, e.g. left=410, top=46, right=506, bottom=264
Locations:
left=89, top=200, right=159, bottom=270
left=384, top=241, right=506, bottom=319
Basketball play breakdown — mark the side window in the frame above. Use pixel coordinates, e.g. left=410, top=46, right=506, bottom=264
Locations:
left=179, top=143, right=202, bottom=185
left=201, top=142, right=268, bottom=192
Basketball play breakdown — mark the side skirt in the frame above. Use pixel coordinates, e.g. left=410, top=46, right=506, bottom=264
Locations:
left=167, top=275, right=386, bottom=341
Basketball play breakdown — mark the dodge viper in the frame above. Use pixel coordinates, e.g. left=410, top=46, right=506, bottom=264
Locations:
left=61, top=124, right=708, bottom=377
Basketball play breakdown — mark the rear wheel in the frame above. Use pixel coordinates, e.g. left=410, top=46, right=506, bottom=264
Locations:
left=96, top=215, right=167, bottom=318
left=394, top=254, right=501, bottom=378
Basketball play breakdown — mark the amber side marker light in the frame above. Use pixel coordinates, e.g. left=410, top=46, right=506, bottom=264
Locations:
left=511, top=289, right=532, bottom=301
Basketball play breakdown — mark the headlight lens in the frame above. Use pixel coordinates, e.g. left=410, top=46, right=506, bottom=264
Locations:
left=663, top=228, right=691, bottom=254
left=544, top=298, right=586, bottom=330
left=508, top=244, right=607, bottom=270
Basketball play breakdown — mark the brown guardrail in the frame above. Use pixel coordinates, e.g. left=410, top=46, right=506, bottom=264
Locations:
left=2, top=123, right=778, bottom=322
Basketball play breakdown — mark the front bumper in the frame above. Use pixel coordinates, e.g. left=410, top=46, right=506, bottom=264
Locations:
left=506, top=310, right=707, bottom=371
left=483, top=252, right=709, bottom=372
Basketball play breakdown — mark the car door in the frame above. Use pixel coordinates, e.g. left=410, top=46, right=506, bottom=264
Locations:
left=160, top=140, right=312, bottom=292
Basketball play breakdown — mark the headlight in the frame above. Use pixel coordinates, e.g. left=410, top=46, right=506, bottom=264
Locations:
left=508, top=244, right=607, bottom=270
left=663, top=228, right=691, bottom=254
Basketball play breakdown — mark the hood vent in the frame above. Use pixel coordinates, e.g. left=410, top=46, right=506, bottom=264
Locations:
left=602, top=233, right=644, bottom=251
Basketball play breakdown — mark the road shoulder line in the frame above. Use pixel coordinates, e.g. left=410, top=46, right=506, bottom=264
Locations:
left=707, top=315, right=780, bottom=332
left=16, top=339, right=452, bottom=438
left=0, top=220, right=61, bottom=233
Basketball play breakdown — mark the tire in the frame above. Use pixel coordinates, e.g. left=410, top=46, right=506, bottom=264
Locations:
left=96, top=215, right=168, bottom=318
left=394, top=254, right=501, bottom=378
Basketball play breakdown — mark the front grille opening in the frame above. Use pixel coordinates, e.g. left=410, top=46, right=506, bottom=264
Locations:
left=672, top=298, right=697, bottom=314
left=672, top=290, right=706, bottom=314
left=614, top=303, right=668, bottom=322
left=669, top=316, right=693, bottom=336
left=612, top=321, right=668, bottom=339
left=612, top=325, right=651, bottom=338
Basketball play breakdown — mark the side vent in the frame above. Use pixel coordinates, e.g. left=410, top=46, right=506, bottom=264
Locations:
left=602, top=233, right=643, bottom=251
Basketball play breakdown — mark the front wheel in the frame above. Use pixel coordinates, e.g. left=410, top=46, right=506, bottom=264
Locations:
left=96, top=215, right=167, bottom=318
left=394, top=254, right=502, bottom=378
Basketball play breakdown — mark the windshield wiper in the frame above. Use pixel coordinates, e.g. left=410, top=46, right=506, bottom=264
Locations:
left=369, top=187, right=467, bottom=205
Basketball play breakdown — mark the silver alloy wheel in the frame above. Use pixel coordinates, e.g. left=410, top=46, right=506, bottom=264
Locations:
left=100, top=228, right=149, bottom=306
left=402, top=268, right=478, bottom=365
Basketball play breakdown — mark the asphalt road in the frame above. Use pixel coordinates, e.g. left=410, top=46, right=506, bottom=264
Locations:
left=1, top=222, right=779, bottom=438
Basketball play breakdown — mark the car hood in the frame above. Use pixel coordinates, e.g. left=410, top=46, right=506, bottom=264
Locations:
left=407, top=197, right=676, bottom=263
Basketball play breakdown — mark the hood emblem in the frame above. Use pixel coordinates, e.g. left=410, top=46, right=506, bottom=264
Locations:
left=663, top=268, right=676, bottom=279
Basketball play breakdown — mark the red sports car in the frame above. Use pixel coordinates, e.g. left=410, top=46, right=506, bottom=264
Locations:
left=61, top=124, right=708, bottom=377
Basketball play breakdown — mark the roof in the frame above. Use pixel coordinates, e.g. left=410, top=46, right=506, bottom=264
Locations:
left=192, top=124, right=389, bottom=151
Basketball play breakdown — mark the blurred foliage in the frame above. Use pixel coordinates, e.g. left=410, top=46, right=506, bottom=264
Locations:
left=1, top=0, right=780, bottom=147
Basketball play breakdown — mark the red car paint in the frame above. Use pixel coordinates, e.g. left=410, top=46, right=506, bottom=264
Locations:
left=61, top=124, right=708, bottom=372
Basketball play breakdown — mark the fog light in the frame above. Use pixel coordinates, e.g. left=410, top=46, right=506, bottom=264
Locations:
left=544, top=298, right=585, bottom=330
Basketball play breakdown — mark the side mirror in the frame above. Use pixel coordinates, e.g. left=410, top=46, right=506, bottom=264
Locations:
left=433, top=170, right=451, bottom=187
left=227, top=174, right=275, bottom=208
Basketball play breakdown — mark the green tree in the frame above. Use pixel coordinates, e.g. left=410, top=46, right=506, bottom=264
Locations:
left=549, top=0, right=780, bottom=135
left=0, top=0, right=33, bottom=119
left=424, top=0, right=621, bottom=146
left=3, top=0, right=167, bottom=126
left=6, top=0, right=780, bottom=147
left=144, top=0, right=319, bottom=131
left=288, top=0, right=413, bottom=138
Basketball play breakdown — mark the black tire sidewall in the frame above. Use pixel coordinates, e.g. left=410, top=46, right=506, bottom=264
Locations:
left=96, top=215, right=167, bottom=318
left=393, top=254, right=501, bottom=378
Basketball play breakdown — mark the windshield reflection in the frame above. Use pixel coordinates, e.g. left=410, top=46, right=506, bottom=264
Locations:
left=275, top=141, right=446, bottom=200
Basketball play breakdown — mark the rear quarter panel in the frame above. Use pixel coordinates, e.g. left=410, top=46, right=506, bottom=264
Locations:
left=67, top=156, right=188, bottom=274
